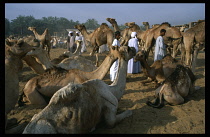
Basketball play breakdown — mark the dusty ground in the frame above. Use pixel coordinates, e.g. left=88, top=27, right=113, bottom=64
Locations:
left=7, top=46, right=205, bottom=134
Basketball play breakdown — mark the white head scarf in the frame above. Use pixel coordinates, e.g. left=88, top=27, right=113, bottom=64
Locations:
left=131, top=32, right=137, bottom=38
left=68, top=31, right=73, bottom=36
left=76, top=31, right=80, bottom=34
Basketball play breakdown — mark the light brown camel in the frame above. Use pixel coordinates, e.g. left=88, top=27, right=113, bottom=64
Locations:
left=28, top=27, right=51, bottom=58
left=183, top=21, right=205, bottom=73
left=142, top=22, right=150, bottom=30
left=134, top=50, right=183, bottom=86
left=146, top=65, right=197, bottom=108
left=74, top=23, right=114, bottom=56
left=7, top=36, right=54, bottom=75
left=18, top=46, right=135, bottom=106
left=106, top=18, right=132, bottom=47
left=5, top=37, right=40, bottom=134
left=22, top=46, right=136, bottom=134
left=143, top=22, right=182, bottom=60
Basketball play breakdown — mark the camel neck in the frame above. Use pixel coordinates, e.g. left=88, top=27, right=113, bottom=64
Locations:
left=5, top=53, right=23, bottom=73
left=85, top=54, right=116, bottom=80
left=109, top=57, right=128, bottom=100
left=80, top=29, right=91, bottom=41
left=139, top=59, right=151, bottom=77
left=112, top=22, right=121, bottom=32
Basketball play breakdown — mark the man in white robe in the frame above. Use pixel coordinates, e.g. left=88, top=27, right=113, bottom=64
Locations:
left=67, top=31, right=76, bottom=53
left=110, top=31, right=121, bottom=82
left=127, top=32, right=141, bottom=74
left=154, top=29, right=167, bottom=61
left=75, top=31, right=87, bottom=53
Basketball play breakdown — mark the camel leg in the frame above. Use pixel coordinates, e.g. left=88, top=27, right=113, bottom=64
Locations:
left=191, top=46, right=199, bottom=73
left=103, top=102, right=132, bottom=128
left=26, top=90, right=48, bottom=106
left=95, top=53, right=99, bottom=67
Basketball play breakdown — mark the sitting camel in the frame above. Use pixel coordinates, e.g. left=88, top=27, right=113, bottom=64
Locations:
left=22, top=46, right=136, bottom=134
left=146, top=65, right=197, bottom=108
left=18, top=46, right=131, bottom=106
left=28, top=27, right=51, bottom=58
left=5, top=36, right=40, bottom=133
left=134, top=50, right=183, bottom=86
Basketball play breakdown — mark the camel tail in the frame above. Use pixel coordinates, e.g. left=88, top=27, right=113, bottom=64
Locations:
left=146, top=93, right=164, bottom=108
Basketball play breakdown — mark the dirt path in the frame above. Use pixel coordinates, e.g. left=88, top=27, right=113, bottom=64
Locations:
left=8, top=47, right=205, bottom=134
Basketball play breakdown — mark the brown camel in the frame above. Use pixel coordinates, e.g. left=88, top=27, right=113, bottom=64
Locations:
left=22, top=46, right=136, bottom=134
left=143, top=22, right=182, bottom=60
left=18, top=46, right=134, bottom=106
left=146, top=65, right=197, bottom=108
left=106, top=18, right=132, bottom=47
left=5, top=37, right=40, bottom=133
left=142, top=22, right=150, bottom=30
left=74, top=23, right=114, bottom=56
left=134, top=50, right=183, bottom=86
left=183, top=21, right=205, bottom=73
left=28, top=27, right=51, bottom=58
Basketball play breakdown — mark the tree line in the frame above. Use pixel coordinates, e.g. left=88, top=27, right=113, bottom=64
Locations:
left=5, top=15, right=130, bottom=38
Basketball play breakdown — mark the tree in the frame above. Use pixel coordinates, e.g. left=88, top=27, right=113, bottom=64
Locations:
left=84, top=18, right=100, bottom=29
left=5, top=18, right=10, bottom=36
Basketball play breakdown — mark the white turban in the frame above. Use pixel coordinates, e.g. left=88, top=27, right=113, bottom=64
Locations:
left=69, top=31, right=73, bottom=34
left=76, top=31, right=80, bottom=34
left=131, top=32, right=137, bottom=38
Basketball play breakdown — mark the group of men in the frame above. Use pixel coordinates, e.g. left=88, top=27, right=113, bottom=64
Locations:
left=67, top=31, right=87, bottom=54
left=68, top=29, right=167, bottom=82
left=110, top=29, right=167, bottom=82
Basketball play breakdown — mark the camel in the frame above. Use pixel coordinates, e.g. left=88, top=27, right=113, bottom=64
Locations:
left=142, top=22, right=150, bottom=30
left=143, top=22, right=182, bottom=60
left=183, top=21, right=205, bottom=73
left=22, top=46, right=136, bottom=134
left=18, top=46, right=134, bottom=106
left=146, top=64, right=197, bottom=108
left=28, top=27, right=51, bottom=58
left=5, top=37, right=41, bottom=133
left=74, top=23, right=114, bottom=56
left=134, top=50, right=183, bottom=86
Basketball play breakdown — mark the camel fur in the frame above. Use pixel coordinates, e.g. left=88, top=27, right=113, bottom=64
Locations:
left=28, top=27, right=51, bottom=58
left=19, top=46, right=130, bottom=106
left=22, top=46, right=136, bottom=134
left=5, top=37, right=40, bottom=133
left=146, top=65, right=197, bottom=108
left=134, top=50, right=183, bottom=86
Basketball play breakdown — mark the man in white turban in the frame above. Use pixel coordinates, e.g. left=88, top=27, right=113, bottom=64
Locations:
left=75, top=31, right=87, bottom=53
left=154, top=29, right=167, bottom=61
left=67, top=31, right=76, bottom=53
left=127, top=32, right=141, bottom=74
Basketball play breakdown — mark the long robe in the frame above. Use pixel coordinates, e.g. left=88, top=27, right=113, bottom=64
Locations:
left=127, top=37, right=141, bottom=74
left=67, top=35, right=76, bottom=53
left=81, top=36, right=87, bottom=53
left=110, top=39, right=120, bottom=82
left=154, top=36, right=166, bottom=61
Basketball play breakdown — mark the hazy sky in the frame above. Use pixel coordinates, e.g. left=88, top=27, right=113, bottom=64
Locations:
left=5, top=3, right=205, bottom=27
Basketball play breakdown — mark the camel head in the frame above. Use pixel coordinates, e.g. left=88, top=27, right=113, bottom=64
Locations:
left=124, top=22, right=135, bottom=28
left=119, top=46, right=136, bottom=61
left=28, top=27, right=36, bottom=31
left=142, top=22, right=149, bottom=26
left=74, top=24, right=86, bottom=32
left=106, top=18, right=116, bottom=26
left=5, top=37, right=40, bottom=57
left=133, top=50, right=146, bottom=62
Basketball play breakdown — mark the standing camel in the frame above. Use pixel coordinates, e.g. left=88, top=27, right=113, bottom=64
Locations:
left=74, top=23, right=114, bottom=56
left=183, top=21, right=205, bottom=73
left=143, top=22, right=182, bottom=60
left=28, top=27, right=51, bottom=58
